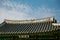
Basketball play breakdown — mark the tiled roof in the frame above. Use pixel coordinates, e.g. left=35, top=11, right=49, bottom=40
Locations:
left=0, top=17, right=59, bottom=33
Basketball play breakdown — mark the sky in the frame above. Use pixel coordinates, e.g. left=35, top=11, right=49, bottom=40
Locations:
left=0, top=0, right=60, bottom=23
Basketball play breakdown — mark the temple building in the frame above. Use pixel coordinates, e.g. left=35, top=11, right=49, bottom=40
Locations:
left=0, top=17, right=60, bottom=40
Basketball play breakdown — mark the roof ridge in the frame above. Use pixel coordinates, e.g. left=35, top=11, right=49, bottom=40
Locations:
left=3, top=17, right=55, bottom=24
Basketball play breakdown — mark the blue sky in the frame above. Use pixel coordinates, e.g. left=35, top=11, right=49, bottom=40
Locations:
left=0, top=0, right=60, bottom=23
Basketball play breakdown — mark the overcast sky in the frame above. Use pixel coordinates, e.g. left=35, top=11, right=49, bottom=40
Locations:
left=0, top=0, right=60, bottom=23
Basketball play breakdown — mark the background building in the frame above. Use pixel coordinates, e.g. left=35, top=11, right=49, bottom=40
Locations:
left=0, top=17, right=60, bottom=40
